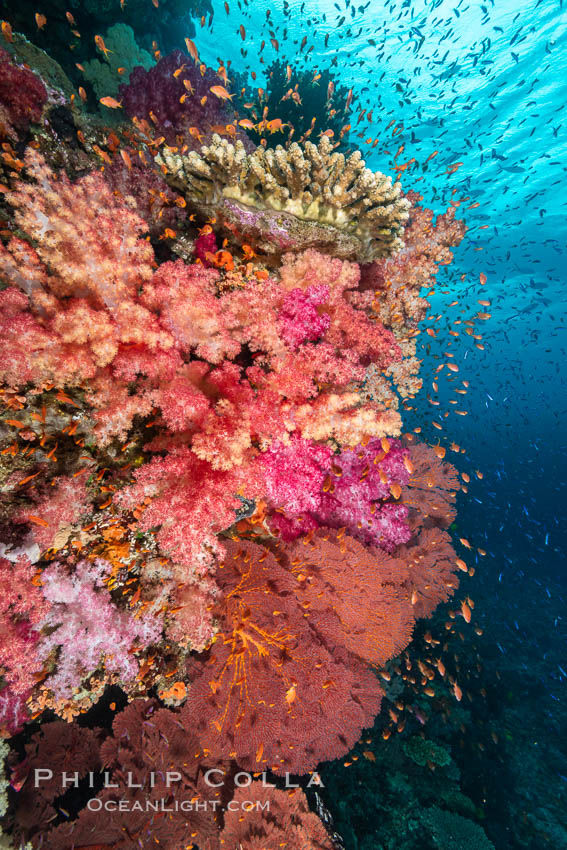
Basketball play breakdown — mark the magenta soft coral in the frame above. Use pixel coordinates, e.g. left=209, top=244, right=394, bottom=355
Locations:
left=277, top=284, right=331, bottom=349
left=261, top=434, right=332, bottom=515
left=267, top=437, right=412, bottom=551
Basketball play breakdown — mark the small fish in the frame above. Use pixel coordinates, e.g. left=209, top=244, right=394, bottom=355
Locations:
left=1, top=21, right=13, bottom=42
left=66, top=11, right=76, bottom=25
left=266, top=118, right=287, bottom=133
left=285, top=684, right=297, bottom=707
left=28, top=515, right=49, bottom=527
left=99, top=96, right=122, bottom=109
left=209, top=85, right=233, bottom=100
left=78, top=87, right=87, bottom=102
left=35, top=13, right=47, bottom=30
left=239, top=24, right=246, bottom=40
left=94, top=35, right=112, bottom=58
left=185, top=38, right=199, bottom=63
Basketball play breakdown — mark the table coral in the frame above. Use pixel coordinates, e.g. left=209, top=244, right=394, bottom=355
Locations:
left=157, top=133, right=411, bottom=262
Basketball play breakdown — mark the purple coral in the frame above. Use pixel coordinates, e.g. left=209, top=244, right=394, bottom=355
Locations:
left=119, top=49, right=250, bottom=147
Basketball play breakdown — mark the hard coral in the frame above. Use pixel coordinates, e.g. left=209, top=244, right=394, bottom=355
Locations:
left=157, top=134, right=410, bottom=262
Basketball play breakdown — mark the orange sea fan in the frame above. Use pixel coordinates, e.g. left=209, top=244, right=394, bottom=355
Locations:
left=182, top=537, right=382, bottom=774
left=401, top=440, right=461, bottom=531
left=282, top=527, right=415, bottom=668
left=397, top=526, right=460, bottom=619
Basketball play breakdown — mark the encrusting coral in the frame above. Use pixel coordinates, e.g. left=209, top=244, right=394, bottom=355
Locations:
left=157, top=133, right=411, bottom=262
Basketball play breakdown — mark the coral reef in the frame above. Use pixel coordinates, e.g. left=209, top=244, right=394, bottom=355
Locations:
left=0, top=18, right=471, bottom=850
left=157, top=133, right=411, bottom=262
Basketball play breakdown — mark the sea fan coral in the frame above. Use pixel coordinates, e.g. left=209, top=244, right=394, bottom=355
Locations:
left=220, top=782, right=335, bottom=849
left=284, top=528, right=415, bottom=667
left=397, top=526, right=460, bottom=619
left=183, top=537, right=382, bottom=773
left=402, top=440, right=462, bottom=531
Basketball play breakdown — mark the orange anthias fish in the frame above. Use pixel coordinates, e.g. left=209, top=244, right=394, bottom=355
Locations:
left=99, top=97, right=122, bottom=109
left=35, top=13, right=47, bottom=30
left=209, top=85, right=233, bottom=100
left=1, top=21, right=13, bottom=42
left=94, top=35, right=112, bottom=58
left=185, top=37, right=199, bottom=63
left=265, top=118, right=287, bottom=134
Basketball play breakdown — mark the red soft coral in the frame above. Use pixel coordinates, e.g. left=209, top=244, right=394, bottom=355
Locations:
left=0, top=555, right=50, bottom=694
left=118, top=445, right=264, bottom=572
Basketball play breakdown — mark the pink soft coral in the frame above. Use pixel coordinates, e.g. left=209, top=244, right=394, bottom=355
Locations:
left=141, top=260, right=240, bottom=364
left=39, top=559, right=163, bottom=700
left=14, top=476, right=91, bottom=552
left=277, top=284, right=330, bottom=349
left=0, top=555, right=50, bottom=695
